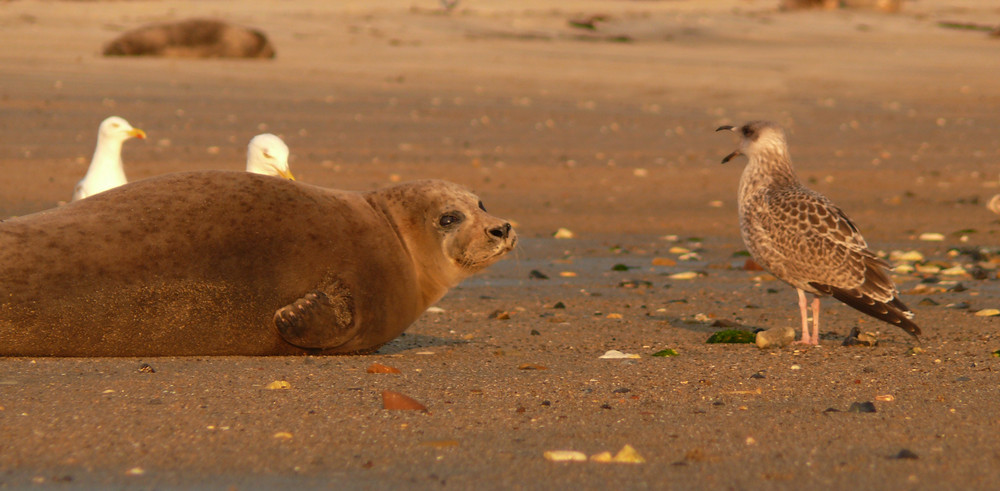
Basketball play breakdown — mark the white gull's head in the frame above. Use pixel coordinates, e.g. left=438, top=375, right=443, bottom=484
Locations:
left=246, top=133, right=294, bottom=180
left=98, top=116, right=146, bottom=143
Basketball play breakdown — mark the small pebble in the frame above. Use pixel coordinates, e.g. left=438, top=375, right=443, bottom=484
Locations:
left=590, top=451, right=613, bottom=463
left=265, top=380, right=291, bottom=390
left=652, top=257, right=677, bottom=266
left=893, top=250, right=925, bottom=262
left=599, top=350, right=640, bottom=359
left=610, top=444, right=645, bottom=464
left=843, top=326, right=878, bottom=347
left=382, top=390, right=428, bottom=412
left=889, top=449, right=919, bottom=460
left=553, top=228, right=575, bottom=239
left=669, top=271, right=702, bottom=280
left=755, top=327, right=795, bottom=348
left=544, top=450, right=587, bottom=462
left=420, top=440, right=459, bottom=448
left=366, top=363, right=401, bottom=374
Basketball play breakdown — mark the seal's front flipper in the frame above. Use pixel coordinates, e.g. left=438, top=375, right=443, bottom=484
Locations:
left=273, top=286, right=355, bottom=350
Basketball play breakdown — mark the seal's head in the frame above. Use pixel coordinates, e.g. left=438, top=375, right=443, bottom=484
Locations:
left=371, top=179, right=516, bottom=306
left=716, top=120, right=787, bottom=164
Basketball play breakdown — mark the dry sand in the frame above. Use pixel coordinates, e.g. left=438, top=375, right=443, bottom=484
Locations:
left=1, top=0, right=1000, bottom=489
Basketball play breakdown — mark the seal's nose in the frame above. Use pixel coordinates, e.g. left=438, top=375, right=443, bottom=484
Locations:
left=488, top=222, right=512, bottom=239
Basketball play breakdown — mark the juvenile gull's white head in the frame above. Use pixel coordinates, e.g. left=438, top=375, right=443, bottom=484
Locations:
left=72, top=116, right=146, bottom=201
left=246, top=133, right=294, bottom=180
left=716, top=120, right=788, bottom=164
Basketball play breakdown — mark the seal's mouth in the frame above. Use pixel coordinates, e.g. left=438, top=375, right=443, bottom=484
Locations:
left=458, top=235, right=517, bottom=270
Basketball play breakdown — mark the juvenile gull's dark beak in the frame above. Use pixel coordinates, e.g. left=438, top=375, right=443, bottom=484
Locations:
left=716, top=125, right=739, bottom=163
left=721, top=150, right=741, bottom=164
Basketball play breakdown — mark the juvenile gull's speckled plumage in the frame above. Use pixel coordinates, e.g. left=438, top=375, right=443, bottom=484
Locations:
left=717, top=121, right=921, bottom=344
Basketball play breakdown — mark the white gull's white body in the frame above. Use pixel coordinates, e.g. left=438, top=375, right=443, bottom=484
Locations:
left=72, top=116, right=146, bottom=201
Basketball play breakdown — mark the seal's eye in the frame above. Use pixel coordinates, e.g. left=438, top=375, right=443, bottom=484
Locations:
left=439, top=212, right=463, bottom=227
left=478, top=201, right=487, bottom=212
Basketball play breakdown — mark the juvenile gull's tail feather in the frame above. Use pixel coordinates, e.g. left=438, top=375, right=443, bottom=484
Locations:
left=809, top=282, right=921, bottom=338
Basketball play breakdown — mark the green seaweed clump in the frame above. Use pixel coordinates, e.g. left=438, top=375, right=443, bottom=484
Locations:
left=706, top=329, right=756, bottom=344
left=652, top=349, right=679, bottom=357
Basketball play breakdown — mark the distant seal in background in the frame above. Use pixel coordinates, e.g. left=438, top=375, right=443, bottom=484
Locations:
left=103, top=19, right=276, bottom=59
left=0, top=172, right=516, bottom=356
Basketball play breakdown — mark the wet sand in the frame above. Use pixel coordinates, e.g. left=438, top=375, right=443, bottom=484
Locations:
left=1, top=1, right=999, bottom=488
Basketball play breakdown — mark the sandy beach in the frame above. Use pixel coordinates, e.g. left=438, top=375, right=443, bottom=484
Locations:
left=1, top=0, right=999, bottom=488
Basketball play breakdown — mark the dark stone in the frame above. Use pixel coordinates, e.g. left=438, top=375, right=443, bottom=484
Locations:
left=889, top=449, right=919, bottom=460
left=848, top=401, right=877, bottom=413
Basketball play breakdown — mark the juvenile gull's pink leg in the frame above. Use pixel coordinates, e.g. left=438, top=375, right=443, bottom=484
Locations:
left=810, top=296, right=822, bottom=345
left=794, top=289, right=812, bottom=345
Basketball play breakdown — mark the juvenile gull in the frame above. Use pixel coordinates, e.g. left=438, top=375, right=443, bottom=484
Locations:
left=72, top=116, right=146, bottom=201
left=717, top=121, right=920, bottom=344
left=246, top=133, right=295, bottom=180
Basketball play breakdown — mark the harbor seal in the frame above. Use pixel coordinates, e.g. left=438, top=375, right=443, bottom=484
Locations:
left=0, top=172, right=516, bottom=356
left=103, top=19, right=275, bottom=59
